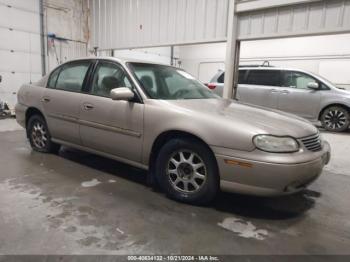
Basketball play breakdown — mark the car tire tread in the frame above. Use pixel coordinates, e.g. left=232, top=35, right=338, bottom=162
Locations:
left=27, top=115, right=60, bottom=154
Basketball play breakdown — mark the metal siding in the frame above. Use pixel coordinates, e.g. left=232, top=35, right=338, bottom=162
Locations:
left=345, top=0, right=350, bottom=26
left=89, top=0, right=229, bottom=50
left=47, top=39, right=88, bottom=70
left=236, top=0, right=321, bottom=13
left=237, top=0, right=350, bottom=40
left=59, top=41, right=88, bottom=63
left=89, top=0, right=350, bottom=49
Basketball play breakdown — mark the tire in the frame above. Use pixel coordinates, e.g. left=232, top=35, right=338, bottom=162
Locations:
left=321, top=106, right=350, bottom=132
left=155, top=138, right=219, bottom=205
left=27, top=115, right=60, bottom=153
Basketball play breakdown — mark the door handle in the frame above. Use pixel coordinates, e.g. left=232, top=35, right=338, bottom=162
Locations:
left=41, top=97, right=51, bottom=103
left=270, top=89, right=279, bottom=93
left=281, top=90, right=290, bottom=94
left=83, top=103, right=94, bottom=111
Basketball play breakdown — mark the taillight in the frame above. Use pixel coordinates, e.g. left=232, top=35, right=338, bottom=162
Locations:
left=206, top=83, right=216, bottom=90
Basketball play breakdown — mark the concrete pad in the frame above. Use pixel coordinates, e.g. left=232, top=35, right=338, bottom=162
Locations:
left=0, top=118, right=22, bottom=132
left=0, top=120, right=349, bottom=255
left=322, top=130, right=350, bottom=176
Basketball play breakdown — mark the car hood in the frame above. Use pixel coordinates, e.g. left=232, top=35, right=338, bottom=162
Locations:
left=334, top=88, right=350, bottom=96
left=161, top=98, right=318, bottom=138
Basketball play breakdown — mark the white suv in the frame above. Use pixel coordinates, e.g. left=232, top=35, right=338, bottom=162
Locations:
left=208, top=66, right=350, bottom=132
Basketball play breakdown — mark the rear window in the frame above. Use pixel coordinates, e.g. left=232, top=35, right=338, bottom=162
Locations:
left=55, top=62, right=90, bottom=92
left=47, top=61, right=91, bottom=93
left=246, top=70, right=281, bottom=86
left=47, top=68, right=60, bottom=89
left=217, top=72, right=225, bottom=83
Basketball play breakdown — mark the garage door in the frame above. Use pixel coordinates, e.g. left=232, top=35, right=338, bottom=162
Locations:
left=0, top=0, right=41, bottom=109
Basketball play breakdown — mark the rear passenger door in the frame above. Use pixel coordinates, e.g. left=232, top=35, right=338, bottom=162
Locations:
left=236, top=69, right=281, bottom=110
left=42, top=60, right=92, bottom=145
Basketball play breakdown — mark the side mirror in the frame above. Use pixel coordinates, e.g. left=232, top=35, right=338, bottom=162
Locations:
left=307, top=82, right=319, bottom=90
left=110, top=87, right=135, bottom=101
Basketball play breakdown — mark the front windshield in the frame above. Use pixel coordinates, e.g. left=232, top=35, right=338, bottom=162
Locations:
left=128, top=63, right=219, bottom=100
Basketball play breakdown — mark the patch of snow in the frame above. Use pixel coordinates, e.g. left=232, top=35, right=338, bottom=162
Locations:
left=81, top=179, right=101, bottom=188
left=116, top=228, right=124, bottom=234
left=218, top=217, right=268, bottom=240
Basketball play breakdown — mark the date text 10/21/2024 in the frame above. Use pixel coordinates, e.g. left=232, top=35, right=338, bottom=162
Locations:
left=127, top=256, right=220, bottom=261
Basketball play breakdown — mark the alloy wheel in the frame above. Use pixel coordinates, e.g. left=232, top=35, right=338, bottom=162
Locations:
left=31, top=122, right=48, bottom=149
left=167, top=150, right=207, bottom=193
left=323, top=109, right=347, bottom=130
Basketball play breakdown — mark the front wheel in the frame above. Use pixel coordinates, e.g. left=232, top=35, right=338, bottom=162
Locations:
left=321, top=106, right=350, bottom=132
left=155, top=138, right=219, bottom=205
left=27, top=115, right=60, bottom=153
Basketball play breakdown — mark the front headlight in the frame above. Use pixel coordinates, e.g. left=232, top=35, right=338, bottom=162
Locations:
left=253, top=135, right=300, bottom=153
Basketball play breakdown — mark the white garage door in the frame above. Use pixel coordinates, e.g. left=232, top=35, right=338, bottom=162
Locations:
left=0, top=0, right=41, bottom=109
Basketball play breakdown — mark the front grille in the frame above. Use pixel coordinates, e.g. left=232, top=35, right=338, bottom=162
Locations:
left=301, top=133, right=322, bottom=152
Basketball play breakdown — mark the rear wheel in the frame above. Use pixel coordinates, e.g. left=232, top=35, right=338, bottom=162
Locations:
left=27, top=115, right=60, bottom=153
left=321, top=106, right=350, bottom=132
left=155, top=138, right=219, bottom=205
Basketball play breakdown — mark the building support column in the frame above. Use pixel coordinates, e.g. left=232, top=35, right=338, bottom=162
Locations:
left=223, top=0, right=239, bottom=99
left=39, top=0, right=46, bottom=76
left=232, top=40, right=241, bottom=99
left=170, top=46, right=175, bottom=66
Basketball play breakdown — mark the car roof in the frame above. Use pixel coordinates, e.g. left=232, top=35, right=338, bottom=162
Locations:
left=239, top=66, right=304, bottom=71
left=212, top=67, right=322, bottom=82
left=216, top=66, right=314, bottom=74
left=65, top=56, right=169, bottom=66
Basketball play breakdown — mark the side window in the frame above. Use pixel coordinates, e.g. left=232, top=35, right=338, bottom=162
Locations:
left=91, top=62, right=132, bottom=97
left=55, top=62, right=90, bottom=92
left=246, top=70, right=281, bottom=86
left=282, top=71, right=317, bottom=89
left=47, top=67, right=61, bottom=89
left=217, top=73, right=225, bottom=83
left=238, top=70, right=247, bottom=84
left=320, top=83, right=330, bottom=90
left=216, top=70, right=247, bottom=84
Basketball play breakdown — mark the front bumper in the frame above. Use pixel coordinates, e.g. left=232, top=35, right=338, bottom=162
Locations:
left=214, top=141, right=331, bottom=196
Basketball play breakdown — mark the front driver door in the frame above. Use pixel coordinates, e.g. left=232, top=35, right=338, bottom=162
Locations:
left=79, top=61, right=144, bottom=163
left=277, top=71, right=321, bottom=120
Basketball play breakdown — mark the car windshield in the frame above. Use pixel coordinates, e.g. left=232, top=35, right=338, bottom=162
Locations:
left=128, top=63, right=219, bottom=100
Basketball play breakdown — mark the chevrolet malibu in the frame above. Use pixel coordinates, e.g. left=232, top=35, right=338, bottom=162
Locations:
left=15, top=57, right=331, bottom=204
